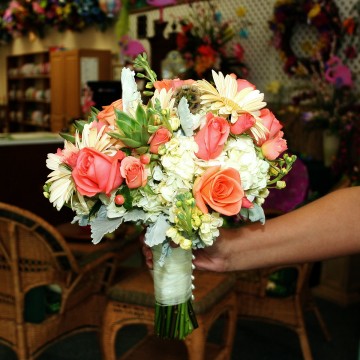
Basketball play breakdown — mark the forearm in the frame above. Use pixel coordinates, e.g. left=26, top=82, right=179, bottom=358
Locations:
left=223, top=186, right=360, bottom=271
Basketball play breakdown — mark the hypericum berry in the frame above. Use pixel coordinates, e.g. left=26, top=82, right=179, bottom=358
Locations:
left=115, top=194, right=125, bottom=206
left=140, top=154, right=150, bottom=164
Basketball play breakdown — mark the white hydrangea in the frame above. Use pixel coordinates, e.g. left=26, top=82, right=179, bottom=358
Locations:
left=220, top=136, right=269, bottom=199
left=160, top=135, right=199, bottom=187
left=133, top=185, right=165, bottom=215
left=198, top=212, right=224, bottom=246
left=157, top=178, right=189, bottom=204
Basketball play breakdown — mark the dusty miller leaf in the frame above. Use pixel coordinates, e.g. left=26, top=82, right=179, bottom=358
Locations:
left=144, top=214, right=171, bottom=247
left=240, top=203, right=266, bottom=224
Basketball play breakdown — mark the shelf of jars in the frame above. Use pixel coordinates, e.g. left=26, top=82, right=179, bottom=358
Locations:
left=6, top=51, right=51, bottom=132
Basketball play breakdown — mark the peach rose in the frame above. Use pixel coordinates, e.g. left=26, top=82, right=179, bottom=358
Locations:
left=258, top=109, right=283, bottom=145
left=230, top=74, right=256, bottom=91
left=120, top=156, right=147, bottom=189
left=72, top=148, right=125, bottom=197
left=194, top=113, right=230, bottom=161
left=257, top=109, right=287, bottom=160
left=193, top=166, right=245, bottom=216
left=236, top=79, right=256, bottom=91
left=148, top=128, right=172, bottom=154
left=90, top=120, right=111, bottom=133
left=97, top=99, right=123, bottom=126
left=154, top=78, right=195, bottom=91
left=261, top=132, right=288, bottom=160
left=230, top=113, right=256, bottom=135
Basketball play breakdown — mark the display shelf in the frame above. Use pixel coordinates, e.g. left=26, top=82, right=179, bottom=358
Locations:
left=6, top=51, right=51, bottom=132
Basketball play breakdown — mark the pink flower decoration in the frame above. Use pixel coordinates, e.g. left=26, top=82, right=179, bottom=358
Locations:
left=230, top=113, right=255, bottom=135
left=195, top=113, right=230, bottom=161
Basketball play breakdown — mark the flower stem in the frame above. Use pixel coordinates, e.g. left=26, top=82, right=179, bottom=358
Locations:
left=154, top=300, right=198, bottom=339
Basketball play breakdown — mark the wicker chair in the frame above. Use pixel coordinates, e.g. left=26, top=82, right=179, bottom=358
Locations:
left=236, top=262, right=331, bottom=360
left=101, top=268, right=238, bottom=360
left=0, top=202, right=119, bottom=360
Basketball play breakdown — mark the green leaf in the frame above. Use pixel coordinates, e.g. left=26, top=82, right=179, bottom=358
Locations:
left=107, top=131, right=124, bottom=140
left=119, top=137, right=143, bottom=148
left=108, top=133, right=142, bottom=148
left=136, top=103, right=147, bottom=126
left=148, top=124, right=160, bottom=133
left=120, top=147, right=132, bottom=156
left=88, top=200, right=102, bottom=219
left=114, top=108, right=134, bottom=124
left=135, top=146, right=149, bottom=154
left=90, top=106, right=100, bottom=114
left=60, top=132, right=75, bottom=143
left=74, top=120, right=87, bottom=132
left=116, top=118, right=136, bottom=135
left=141, top=125, right=151, bottom=143
left=115, top=109, right=142, bottom=132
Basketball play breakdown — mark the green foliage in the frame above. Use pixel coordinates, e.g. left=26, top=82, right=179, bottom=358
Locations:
left=108, top=104, right=151, bottom=153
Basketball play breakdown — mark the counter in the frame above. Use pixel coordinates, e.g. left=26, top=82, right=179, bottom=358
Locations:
left=0, top=132, right=73, bottom=225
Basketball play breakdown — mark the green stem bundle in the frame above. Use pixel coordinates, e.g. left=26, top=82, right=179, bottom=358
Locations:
left=155, top=299, right=198, bottom=339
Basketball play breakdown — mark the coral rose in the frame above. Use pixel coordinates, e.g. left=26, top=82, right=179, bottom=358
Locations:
left=97, top=99, right=123, bottom=126
left=258, top=109, right=283, bottom=145
left=72, top=148, right=125, bottom=197
left=120, top=156, right=147, bottom=189
left=261, top=132, right=288, bottom=160
left=193, top=166, right=245, bottom=216
left=148, top=128, right=172, bottom=154
left=194, top=113, right=230, bottom=160
left=90, top=120, right=111, bottom=133
left=257, top=109, right=287, bottom=160
left=230, top=113, right=256, bottom=135
left=230, top=74, right=256, bottom=91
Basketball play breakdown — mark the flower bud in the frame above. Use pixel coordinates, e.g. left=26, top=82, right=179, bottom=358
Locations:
left=276, top=181, right=286, bottom=189
left=169, top=116, right=181, bottom=131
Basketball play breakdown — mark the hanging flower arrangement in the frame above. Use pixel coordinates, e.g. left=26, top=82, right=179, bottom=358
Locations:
left=0, top=0, right=114, bottom=43
left=269, top=0, right=343, bottom=76
left=271, top=0, right=360, bottom=177
left=176, top=1, right=250, bottom=81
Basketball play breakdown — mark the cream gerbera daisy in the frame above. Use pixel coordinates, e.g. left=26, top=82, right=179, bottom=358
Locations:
left=46, top=150, right=75, bottom=211
left=76, top=123, right=121, bottom=155
left=196, top=70, right=268, bottom=141
left=151, top=88, right=176, bottom=111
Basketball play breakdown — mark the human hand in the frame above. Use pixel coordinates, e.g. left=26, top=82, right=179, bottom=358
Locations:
left=140, top=234, right=153, bottom=269
left=193, top=228, right=234, bottom=272
left=141, top=227, right=236, bottom=272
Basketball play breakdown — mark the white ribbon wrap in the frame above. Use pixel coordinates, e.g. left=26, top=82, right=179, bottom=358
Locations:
left=152, top=244, right=193, bottom=306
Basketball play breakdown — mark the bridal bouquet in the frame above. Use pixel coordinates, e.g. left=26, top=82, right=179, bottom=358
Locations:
left=44, top=54, right=295, bottom=339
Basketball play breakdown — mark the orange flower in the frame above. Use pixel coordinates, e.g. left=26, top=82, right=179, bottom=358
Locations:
left=193, top=166, right=245, bottom=216
left=97, top=99, right=123, bottom=126
left=230, top=113, right=255, bottom=135
left=343, top=17, right=355, bottom=35
left=154, top=79, right=195, bottom=92
left=148, top=127, right=172, bottom=154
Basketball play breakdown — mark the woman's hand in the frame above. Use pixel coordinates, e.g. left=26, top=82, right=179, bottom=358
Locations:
left=193, top=228, right=234, bottom=272
left=141, top=227, right=237, bottom=272
left=140, top=234, right=154, bottom=269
